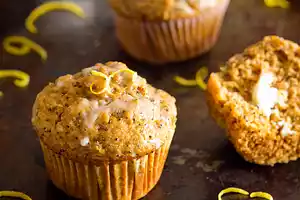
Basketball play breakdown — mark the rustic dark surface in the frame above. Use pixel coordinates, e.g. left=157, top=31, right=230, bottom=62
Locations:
left=1, top=0, right=300, bottom=199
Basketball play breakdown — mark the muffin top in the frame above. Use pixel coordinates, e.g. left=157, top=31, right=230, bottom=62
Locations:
left=207, top=36, right=300, bottom=138
left=108, top=0, right=223, bottom=20
left=32, top=62, right=177, bottom=163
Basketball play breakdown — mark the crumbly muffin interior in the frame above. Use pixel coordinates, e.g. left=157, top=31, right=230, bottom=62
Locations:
left=32, top=62, right=177, bottom=162
left=211, top=36, right=300, bottom=137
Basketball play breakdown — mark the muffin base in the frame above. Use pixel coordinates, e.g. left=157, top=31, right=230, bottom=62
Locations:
left=114, top=0, right=230, bottom=64
left=40, top=140, right=171, bottom=200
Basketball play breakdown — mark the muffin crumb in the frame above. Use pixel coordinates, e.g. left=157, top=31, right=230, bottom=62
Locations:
left=207, top=36, right=300, bottom=165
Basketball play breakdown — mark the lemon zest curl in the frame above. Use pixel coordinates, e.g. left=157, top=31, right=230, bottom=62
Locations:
left=264, top=0, right=289, bottom=8
left=0, top=70, right=30, bottom=97
left=3, top=36, right=47, bottom=61
left=174, top=66, right=208, bottom=90
left=26, top=1, right=85, bottom=34
left=218, top=187, right=249, bottom=200
left=250, top=191, right=274, bottom=200
left=173, top=76, right=197, bottom=86
left=90, top=68, right=136, bottom=95
left=218, top=187, right=274, bottom=200
left=195, top=67, right=208, bottom=90
left=0, top=191, right=32, bottom=200
left=0, top=70, right=30, bottom=88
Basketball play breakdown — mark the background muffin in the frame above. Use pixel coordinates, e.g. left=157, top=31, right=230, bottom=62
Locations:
left=108, top=0, right=230, bottom=64
left=207, top=36, right=300, bottom=166
left=32, top=62, right=177, bottom=199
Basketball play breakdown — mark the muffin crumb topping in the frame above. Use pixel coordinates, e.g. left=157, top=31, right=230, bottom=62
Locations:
left=32, top=62, right=177, bottom=162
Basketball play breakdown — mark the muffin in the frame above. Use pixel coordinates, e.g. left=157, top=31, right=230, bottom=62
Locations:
left=32, top=62, right=177, bottom=199
left=108, top=0, right=230, bottom=64
left=207, top=36, right=300, bottom=166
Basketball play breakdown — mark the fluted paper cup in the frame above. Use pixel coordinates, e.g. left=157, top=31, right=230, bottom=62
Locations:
left=40, top=139, right=171, bottom=200
left=114, top=0, right=230, bottom=64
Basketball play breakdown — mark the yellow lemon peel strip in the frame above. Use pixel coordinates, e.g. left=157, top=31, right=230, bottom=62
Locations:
left=195, top=67, right=208, bottom=90
left=264, top=0, right=290, bottom=8
left=3, top=36, right=47, bottom=61
left=26, top=1, right=85, bottom=34
left=0, top=70, right=30, bottom=88
left=0, top=191, right=32, bottom=200
left=110, top=68, right=136, bottom=78
left=174, top=66, right=208, bottom=90
left=90, top=70, right=109, bottom=95
left=173, top=76, right=197, bottom=86
left=89, top=82, right=106, bottom=95
left=91, top=70, right=109, bottom=79
left=0, top=91, right=3, bottom=97
left=250, top=192, right=273, bottom=200
left=218, top=187, right=249, bottom=200
left=90, top=69, right=137, bottom=95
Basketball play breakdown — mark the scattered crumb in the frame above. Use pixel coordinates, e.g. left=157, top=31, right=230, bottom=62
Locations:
left=172, top=156, right=186, bottom=165
left=180, top=148, right=198, bottom=156
left=196, top=160, right=224, bottom=172
left=171, top=146, right=224, bottom=172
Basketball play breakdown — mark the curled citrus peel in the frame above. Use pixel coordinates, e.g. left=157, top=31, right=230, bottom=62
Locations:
left=218, top=188, right=274, bottom=200
left=3, top=36, right=47, bottom=61
left=174, top=67, right=208, bottom=90
left=218, top=187, right=249, bottom=200
left=0, top=70, right=30, bottom=97
left=250, top=192, right=273, bottom=200
left=264, top=0, right=289, bottom=8
left=0, top=191, right=32, bottom=200
left=90, top=69, right=137, bottom=95
left=90, top=71, right=109, bottom=95
left=110, top=68, right=137, bottom=80
left=0, top=70, right=30, bottom=88
left=26, top=1, right=85, bottom=34
left=173, top=76, right=197, bottom=86
left=195, top=67, right=208, bottom=90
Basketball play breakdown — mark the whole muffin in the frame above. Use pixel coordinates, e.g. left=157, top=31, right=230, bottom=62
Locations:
left=207, top=36, right=300, bottom=166
left=32, top=62, right=177, bottom=199
left=108, top=0, right=230, bottom=64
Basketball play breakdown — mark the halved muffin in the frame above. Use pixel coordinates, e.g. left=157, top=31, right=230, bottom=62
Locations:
left=207, top=36, right=300, bottom=166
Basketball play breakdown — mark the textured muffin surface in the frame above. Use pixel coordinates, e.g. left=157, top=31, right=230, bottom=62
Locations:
left=108, top=0, right=223, bottom=20
left=32, top=62, right=177, bottom=163
left=207, top=36, right=300, bottom=165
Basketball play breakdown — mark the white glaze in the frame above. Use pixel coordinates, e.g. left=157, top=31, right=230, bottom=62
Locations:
left=252, top=73, right=279, bottom=117
left=80, top=136, right=90, bottom=146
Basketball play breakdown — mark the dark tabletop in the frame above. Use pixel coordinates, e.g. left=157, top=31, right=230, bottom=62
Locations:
left=1, top=0, right=300, bottom=199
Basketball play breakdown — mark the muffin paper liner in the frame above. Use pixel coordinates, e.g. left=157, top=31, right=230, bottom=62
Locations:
left=114, top=0, right=230, bottom=64
left=40, top=140, right=171, bottom=200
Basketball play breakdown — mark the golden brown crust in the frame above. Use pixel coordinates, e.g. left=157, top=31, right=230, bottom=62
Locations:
left=206, top=36, right=300, bottom=166
left=108, top=0, right=223, bottom=20
left=32, top=62, right=177, bottom=163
